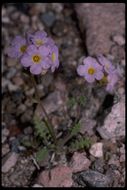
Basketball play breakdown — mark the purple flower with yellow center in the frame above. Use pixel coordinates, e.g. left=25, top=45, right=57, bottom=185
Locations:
left=21, top=45, right=50, bottom=75
left=30, top=31, right=48, bottom=47
left=48, top=45, right=59, bottom=72
left=97, top=54, right=115, bottom=74
left=5, top=36, right=27, bottom=58
left=77, top=57, right=104, bottom=83
left=106, top=69, right=119, bottom=93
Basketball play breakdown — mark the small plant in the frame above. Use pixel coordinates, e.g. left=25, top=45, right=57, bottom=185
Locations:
left=68, top=137, right=92, bottom=152
left=68, top=95, right=86, bottom=109
left=5, top=30, right=119, bottom=166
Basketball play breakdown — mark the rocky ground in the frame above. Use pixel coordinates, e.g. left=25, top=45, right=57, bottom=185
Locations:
left=2, top=3, right=125, bottom=187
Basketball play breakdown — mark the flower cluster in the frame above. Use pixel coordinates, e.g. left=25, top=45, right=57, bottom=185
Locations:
left=6, top=31, right=59, bottom=75
left=77, top=55, right=119, bottom=93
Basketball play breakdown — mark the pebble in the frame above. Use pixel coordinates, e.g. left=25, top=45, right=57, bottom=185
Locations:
left=6, top=68, right=17, bottom=79
left=121, top=59, right=125, bottom=67
left=12, top=76, right=24, bottom=86
left=35, top=90, right=65, bottom=119
left=8, top=82, right=19, bottom=91
left=52, top=20, right=68, bottom=36
left=17, top=104, right=27, bottom=114
left=6, top=58, right=17, bottom=67
left=10, top=138, right=20, bottom=153
left=91, top=158, right=104, bottom=173
left=52, top=3, right=63, bottom=13
left=23, top=126, right=33, bottom=135
left=2, top=128, right=9, bottom=137
left=37, top=165, right=73, bottom=187
left=97, top=98, right=125, bottom=139
left=113, top=35, right=125, bottom=46
left=119, top=154, right=125, bottom=162
left=89, top=143, right=103, bottom=158
left=40, top=11, right=56, bottom=27
left=77, top=169, right=111, bottom=187
left=79, top=118, right=96, bottom=136
left=2, top=144, right=10, bottom=157
left=25, top=88, right=35, bottom=96
left=108, top=154, right=120, bottom=167
left=32, top=184, right=43, bottom=187
left=69, top=152, right=91, bottom=173
left=2, top=152, right=19, bottom=173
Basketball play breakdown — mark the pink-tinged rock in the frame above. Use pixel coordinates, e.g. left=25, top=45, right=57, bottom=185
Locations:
left=90, top=143, right=103, bottom=158
left=69, top=152, right=91, bottom=173
left=75, top=3, right=125, bottom=56
left=97, top=98, right=125, bottom=139
left=37, top=165, right=73, bottom=187
left=2, top=152, right=19, bottom=173
left=79, top=118, right=96, bottom=136
left=35, top=91, right=66, bottom=119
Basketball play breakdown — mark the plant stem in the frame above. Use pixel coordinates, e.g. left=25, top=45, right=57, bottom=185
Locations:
left=30, top=74, right=57, bottom=146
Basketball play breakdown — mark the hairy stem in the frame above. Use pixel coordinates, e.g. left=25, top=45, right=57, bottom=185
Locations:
left=30, top=74, right=57, bottom=146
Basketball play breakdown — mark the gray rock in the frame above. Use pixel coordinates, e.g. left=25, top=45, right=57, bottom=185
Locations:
left=6, top=68, right=17, bottom=79
left=35, top=90, right=67, bottom=119
left=97, top=98, right=125, bottom=139
left=91, top=158, right=104, bottom=173
left=79, top=118, right=96, bottom=136
left=113, top=35, right=125, bottom=46
left=2, top=144, right=10, bottom=157
left=10, top=138, right=20, bottom=153
left=23, top=126, right=33, bottom=135
left=77, top=169, right=112, bottom=187
left=52, top=20, right=69, bottom=37
left=2, top=152, right=19, bottom=173
left=40, top=11, right=56, bottom=27
left=75, top=3, right=125, bottom=56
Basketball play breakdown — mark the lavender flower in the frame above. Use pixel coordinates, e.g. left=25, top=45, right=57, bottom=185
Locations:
left=106, top=69, right=119, bottom=93
left=97, top=54, right=115, bottom=74
left=21, top=45, right=50, bottom=75
left=6, top=30, right=60, bottom=75
left=30, top=31, right=48, bottom=47
left=77, top=57, right=104, bottom=83
left=48, top=45, right=59, bottom=72
left=5, top=36, right=27, bottom=58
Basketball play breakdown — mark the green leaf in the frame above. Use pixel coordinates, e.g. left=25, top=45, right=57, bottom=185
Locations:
left=69, top=137, right=92, bottom=152
left=70, top=122, right=81, bottom=136
left=33, top=116, right=51, bottom=143
left=36, top=147, right=49, bottom=162
left=78, top=95, right=86, bottom=106
left=68, top=97, right=77, bottom=108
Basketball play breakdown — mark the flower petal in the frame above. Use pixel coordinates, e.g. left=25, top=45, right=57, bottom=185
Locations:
left=40, top=59, right=51, bottom=69
left=21, top=55, right=33, bottom=67
left=85, top=74, right=95, bottom=83
left=83, top=56, right=98, bottom=65
left=39, top=46, right=49, bottom=56
left=26, top=45, right=38, bottom=55
left=30, top=64, right=42, bottom=75
left=95, top=71, right=104, bottom=80
left=77, top=65, right=86, bottom=76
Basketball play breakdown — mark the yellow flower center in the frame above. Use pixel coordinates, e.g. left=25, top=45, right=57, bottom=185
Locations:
left=36, top=39, right=43, bottom=46
left=51, top=53, right=56, bottom=62
left=88, top=67, right=95, bottom=75
left=32, top=55, right=41, bottom=64
left=20, top=45, right=27, bottom=53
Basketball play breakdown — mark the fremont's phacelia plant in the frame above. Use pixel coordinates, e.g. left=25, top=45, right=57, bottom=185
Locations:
left=77, top=55, right=119, bottom=93
left=6, top=30, right=59, bottom=75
